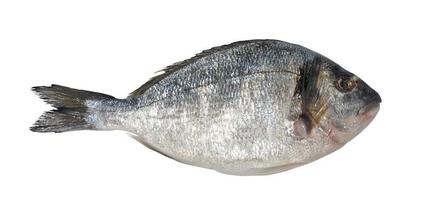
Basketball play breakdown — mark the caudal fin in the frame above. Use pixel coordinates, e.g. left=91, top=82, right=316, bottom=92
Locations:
left=30, top=84, right=115, bottom=133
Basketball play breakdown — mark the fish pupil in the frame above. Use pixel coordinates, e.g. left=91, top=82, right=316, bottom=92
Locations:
left=336, top=76, right=356, bottom=92
left=336, top=77, right=357, bottom=92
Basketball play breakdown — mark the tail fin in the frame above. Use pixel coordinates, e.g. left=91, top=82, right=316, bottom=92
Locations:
left=30, top=84, right=115, bottom=133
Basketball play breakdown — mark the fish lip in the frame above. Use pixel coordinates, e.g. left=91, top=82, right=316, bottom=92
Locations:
left=358, top=101, right=380, bottom=116
left=373, top=92, right=382, bottom=104
left=357, top=92, right=382, bottom=116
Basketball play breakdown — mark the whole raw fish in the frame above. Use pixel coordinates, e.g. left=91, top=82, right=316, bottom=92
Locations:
left=31, top=40, right=381, bottom=175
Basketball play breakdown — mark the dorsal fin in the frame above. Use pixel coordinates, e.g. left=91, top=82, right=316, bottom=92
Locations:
left=128, top=40, right=275, bottom=97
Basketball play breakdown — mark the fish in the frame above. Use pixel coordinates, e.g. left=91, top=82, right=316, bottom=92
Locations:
left=30, top=39, right=381, bottom=175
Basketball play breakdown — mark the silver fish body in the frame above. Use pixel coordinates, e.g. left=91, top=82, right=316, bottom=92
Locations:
left=31, top=40, right=381, bottom=175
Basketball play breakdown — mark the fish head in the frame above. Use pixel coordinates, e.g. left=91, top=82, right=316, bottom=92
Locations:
left=302, top=57, right=381, bottom=145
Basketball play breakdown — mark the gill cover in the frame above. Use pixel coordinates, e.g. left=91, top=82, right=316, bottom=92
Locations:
left=294, top=57, right=328, bottom=135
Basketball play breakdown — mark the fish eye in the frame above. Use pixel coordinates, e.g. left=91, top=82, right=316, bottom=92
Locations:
left=336, top=76, right=357, bottom=92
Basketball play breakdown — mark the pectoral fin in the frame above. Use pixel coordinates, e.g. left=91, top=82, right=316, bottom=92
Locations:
left=293, top=114, right=313, bottom=139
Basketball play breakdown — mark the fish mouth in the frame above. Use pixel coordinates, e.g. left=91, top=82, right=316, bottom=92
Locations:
left=358, top=90, right=381, bottom=116
left=358, top=102, right=380, bottom=117
left=328, top=102, right=380, bottom=146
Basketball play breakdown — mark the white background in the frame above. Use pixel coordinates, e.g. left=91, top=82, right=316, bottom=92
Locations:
left=1, top=0, right=421, bottom=199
